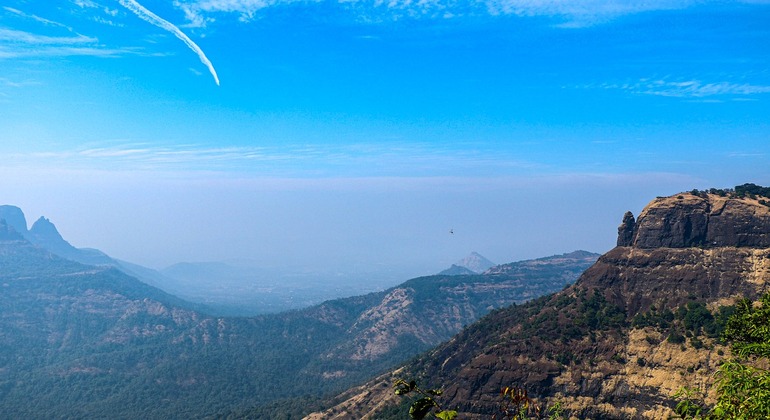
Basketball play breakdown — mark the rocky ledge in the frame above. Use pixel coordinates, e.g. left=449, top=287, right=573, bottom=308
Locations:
left=617, top=192, right=770, bottom=249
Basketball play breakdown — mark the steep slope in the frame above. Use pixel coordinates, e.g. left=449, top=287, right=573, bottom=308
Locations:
left=0, top=212, right=598, bottom=419
left=323, top=251, right=599, bottom=365
left=309, top=190, right=770, bottom=419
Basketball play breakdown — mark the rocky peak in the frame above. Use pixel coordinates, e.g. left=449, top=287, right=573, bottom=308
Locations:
left=616, top=211, right=636, bottom=247
left=617, top=192, right=770, bottom=249
left=29, top=216, right=65, bottom=241
left=0, top=205, right=28, bottom=235
left=455, top=252, right=495, bottom=273
left=25, top=215, right=83, bottom=261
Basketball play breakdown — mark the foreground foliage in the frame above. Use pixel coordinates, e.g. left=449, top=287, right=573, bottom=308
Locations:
left=393, top=379, right=458, bottom=420
left=394, top=379, right=564, bottom=420
left=675, top=293, right=770, bottom=419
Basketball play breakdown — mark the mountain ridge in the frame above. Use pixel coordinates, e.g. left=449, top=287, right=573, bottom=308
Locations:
left=0, top=211, right=598, bottom=419
left=306, top=188, right=770, bottom=419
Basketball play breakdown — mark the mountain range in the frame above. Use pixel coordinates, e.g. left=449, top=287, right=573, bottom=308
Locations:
left=0, top=206, right=598, bottom=418
left=306, top=187, right=770, bottom=419
left=0, top=205, right=404, bottom=316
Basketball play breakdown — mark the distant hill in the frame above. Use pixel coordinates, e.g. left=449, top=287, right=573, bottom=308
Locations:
left=308, top=188, right=770, bottom=419
left=438, top=264, right=477, bottom=275
left=0, top=210, right=597, bottom=419
left=0, top=205, right=115, bottom=266
left=438, top=251, right=496, bottom=275
left=0, top=205, right=186, bottom=293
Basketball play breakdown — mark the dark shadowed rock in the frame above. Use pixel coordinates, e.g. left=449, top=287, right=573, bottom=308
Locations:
left=617, top=211, right=636, bottom=247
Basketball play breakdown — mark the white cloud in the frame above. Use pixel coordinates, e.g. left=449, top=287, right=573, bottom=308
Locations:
left=0, top=46, right=136, bottom=59
left=0, top=78, right=41, bottom=88
left=0, top=28, right=96, bottom=44
left=4, top=6, right=74, bottom=30
left=482, top=0, right=699, bottom=25
left=3, top=142, right=542, bottom=178
left=170, top=0, right=731, bottom=26
left=601, top=78, right=770, bottom=98
left=0, top=28, right=146, bottom=59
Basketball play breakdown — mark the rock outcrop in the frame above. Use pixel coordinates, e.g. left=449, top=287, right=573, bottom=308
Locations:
left=621, top=192, right=770, bottom=249
left=0, top=205, right=28, bottom=235
left=616, top=210, right=636, bottom=246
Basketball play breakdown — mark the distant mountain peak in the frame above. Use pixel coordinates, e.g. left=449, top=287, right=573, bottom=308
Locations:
left=29, top=216, right=65, bottom=240
left=27, top=215, right=74, bottom=250
left=455, top=252, right=495, bottom=274
left=0, top=205, right=28, bottom=235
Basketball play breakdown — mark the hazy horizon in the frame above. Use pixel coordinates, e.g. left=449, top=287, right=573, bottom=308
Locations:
left=2, top=1, right=769, bottom=275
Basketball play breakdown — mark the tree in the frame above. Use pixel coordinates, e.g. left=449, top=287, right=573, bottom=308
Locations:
left=709, top=294, right=770, bottom=418
left=675, top=293, right=770, bottom=419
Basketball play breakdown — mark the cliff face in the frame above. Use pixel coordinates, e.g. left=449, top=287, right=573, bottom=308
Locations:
left=308, top=192, right=770, bottom=420
left=621, top=193, right=770, bottom=248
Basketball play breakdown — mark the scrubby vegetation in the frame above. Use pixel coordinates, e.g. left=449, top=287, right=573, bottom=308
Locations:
left=633, top=301, right=735, bottom=349
left=393, top=379, right=565, bottom=420
left=673, top=293, right=770, bottom=418
left=687, top=183, right=770, bottom=206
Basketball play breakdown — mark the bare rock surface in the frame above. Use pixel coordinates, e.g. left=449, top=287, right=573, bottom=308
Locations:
left=627, top=193, right=770, bottom=249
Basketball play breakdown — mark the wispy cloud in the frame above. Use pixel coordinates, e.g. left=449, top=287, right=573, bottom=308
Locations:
left=0, top=28, right=96, bottom=44
left=3, top=7, right=74, bottom=30
left=0, top=27, right=132, bottom=59
left=171, top=0, right=762, bottom=27
left=0, top=78, right=40, bottom=88
left=119, top=0, right=220, bottom=85
left=0, top=26, right=147, bottom=59
left=481, top=0, right=698, bottom=27
left=598, top=78, right=770, bottom=98
left=6, top=142, right=540, bottom=178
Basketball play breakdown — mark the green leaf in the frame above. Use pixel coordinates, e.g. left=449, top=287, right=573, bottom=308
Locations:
left=394, top=379, right=416, bottom=396
left=435, top=410, right=458, bottom=420
left=409, top=397, right=435, bottom=420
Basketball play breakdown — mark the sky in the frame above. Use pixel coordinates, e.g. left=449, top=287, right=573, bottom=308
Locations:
left=1, top=0, right=769, bottom=279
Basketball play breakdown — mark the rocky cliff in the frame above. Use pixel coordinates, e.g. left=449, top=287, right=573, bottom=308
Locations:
left=618, top=192, right=770, bottom=248
left=307, top=190, right=770, bottom=419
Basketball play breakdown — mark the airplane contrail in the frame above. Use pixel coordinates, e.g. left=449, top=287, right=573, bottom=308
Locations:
left=118, top=0, right=220, bottom=86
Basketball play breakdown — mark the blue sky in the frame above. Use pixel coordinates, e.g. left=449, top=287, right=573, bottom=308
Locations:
left=1, top=1, right=769, bottom=276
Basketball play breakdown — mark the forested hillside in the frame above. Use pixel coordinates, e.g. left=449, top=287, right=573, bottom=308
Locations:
left=0, top=215, right=596, bottom=418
